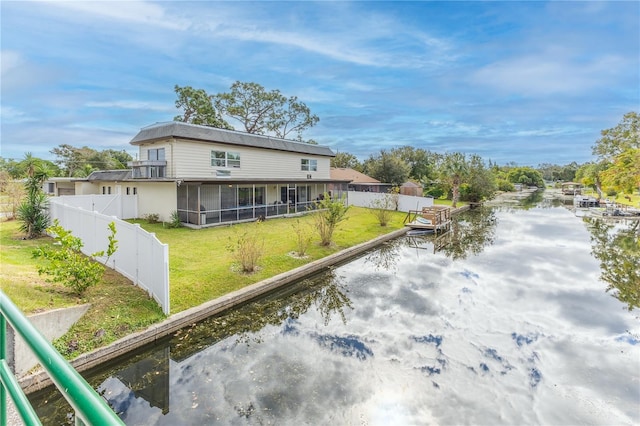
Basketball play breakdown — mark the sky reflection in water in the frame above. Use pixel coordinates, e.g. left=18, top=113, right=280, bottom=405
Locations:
left=32, top=204, right=640, bottom=425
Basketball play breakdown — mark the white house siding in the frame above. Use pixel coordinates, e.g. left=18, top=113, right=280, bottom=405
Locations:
left=74, top=181, right=100, bottom=195
left=136, top=181, right=177, bottom=221
left=164, top=138, right=331, bottom=180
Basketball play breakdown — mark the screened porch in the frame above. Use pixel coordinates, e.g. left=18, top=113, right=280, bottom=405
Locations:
left=176, top=182, right=348, bottom=226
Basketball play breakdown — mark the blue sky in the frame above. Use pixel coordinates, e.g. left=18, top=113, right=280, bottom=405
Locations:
left=1, top=1, right=638, bottom=166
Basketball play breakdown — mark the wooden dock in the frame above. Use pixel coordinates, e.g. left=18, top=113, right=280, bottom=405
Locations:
left=403, top=205, right=452, bottom=232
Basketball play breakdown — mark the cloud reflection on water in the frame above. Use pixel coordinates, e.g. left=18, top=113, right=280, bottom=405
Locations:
left=31, top=204, right=640, bottom=425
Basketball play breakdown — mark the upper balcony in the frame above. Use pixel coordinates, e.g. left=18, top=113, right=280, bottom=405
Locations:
left=128, top=160, right=167, bottom=179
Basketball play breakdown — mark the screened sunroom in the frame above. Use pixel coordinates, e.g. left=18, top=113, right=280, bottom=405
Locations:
left=177, top=180, right=349, bottom=226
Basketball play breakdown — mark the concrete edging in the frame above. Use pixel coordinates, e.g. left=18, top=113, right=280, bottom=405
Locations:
left=20, top=226, right=409, bottom=394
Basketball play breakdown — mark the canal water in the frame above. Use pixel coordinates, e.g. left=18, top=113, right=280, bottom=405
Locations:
left=29, top=195, right=640, bottom=425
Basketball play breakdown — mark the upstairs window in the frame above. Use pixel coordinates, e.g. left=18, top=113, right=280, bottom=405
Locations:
left=212, top=151, right=241, bottom=168
left=148, top=148, right=165, bottom=161
left=301, top=159, right=317, bottom=172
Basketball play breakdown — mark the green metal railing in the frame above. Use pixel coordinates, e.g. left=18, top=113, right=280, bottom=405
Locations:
left=0, top=290, right=125, bottom=425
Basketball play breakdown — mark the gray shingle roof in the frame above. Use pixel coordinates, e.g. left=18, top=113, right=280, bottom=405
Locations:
left=130, top=122, right=335, bottom=157
left=87, top=170, right=132, bottom=181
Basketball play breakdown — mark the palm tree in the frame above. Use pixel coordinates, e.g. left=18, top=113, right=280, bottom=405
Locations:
left=20, top=152, right=40, bottom=178
left=440, top=152, right=469, bottom=208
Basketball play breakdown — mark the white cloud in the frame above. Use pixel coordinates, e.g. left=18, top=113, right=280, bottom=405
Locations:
left=213, top=26, right=390, bottom=67
left=187, top=3, right=454, bottom=69
left=0, top=106, right=36, bottom=124
left=472, top=53, right=627, bottom=96
left=0, top=50, right=22, bottom=76
left=0, top=50, right=64, bottom=93
left=425, top=120, right=484, bottom=135
left=41, top=0, right=189, bottom=30
left=85, top=100, right=173, bottom=112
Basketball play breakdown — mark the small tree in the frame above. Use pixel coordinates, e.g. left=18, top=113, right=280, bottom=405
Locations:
left=228, top=224, right=264, bottom=273
left=313, top=193, right=349, bottom=246
left=369, top=189, right=399, bottom=227
left=292, top=219, right=312, bottom=256
left=17, top=163, right=50, bottom=238
left=33, top=221, right=118, bottom=295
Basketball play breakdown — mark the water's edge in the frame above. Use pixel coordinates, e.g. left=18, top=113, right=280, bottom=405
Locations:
left=20, top=218, right=437, bottom=394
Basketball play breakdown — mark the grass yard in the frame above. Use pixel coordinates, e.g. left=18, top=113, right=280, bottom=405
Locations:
left=1, top=219, right=165, bottom=358
left=1, top=206, right=406, bottom=359
left=433, top=198, right=468, bottom=207
left=612, top=191, right=640, bottom=207
left=580, top=188, right=640, bottom=207
left=132, top=206, right=407, bottom=313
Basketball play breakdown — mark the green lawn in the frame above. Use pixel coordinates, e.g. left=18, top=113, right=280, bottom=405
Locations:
left=580, top=188, right=640, bottom=207
left=132, top=206, right=407, bottom=313
left=1, top=220, right=165, bottom=358
left=1, top=206, right=406, bottom=358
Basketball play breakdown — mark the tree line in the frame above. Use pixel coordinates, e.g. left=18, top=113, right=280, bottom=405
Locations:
left=333, top=111, right=639, bottom=205
left=331, top=148, right=546, bottom=207
left=0, top=146, right=133, bottom=179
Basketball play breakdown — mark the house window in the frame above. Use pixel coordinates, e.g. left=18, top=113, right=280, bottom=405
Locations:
left=149, top=166, right=164, bottom=178
left=227, top=152, right=240, bottom=168
left=102, top=186, right=106, bottom=194
left=301, top=159, right=317, bottom=172
left=133, top=187, right=137, bottom=195
left=211, top=151, right=241, bottom=168
left=47, top=183, right=55, bottom=193
left=238, top=186, right=253, bottom=206
left=148, top=148, right=165, bottom=161
left=107, top=187, right=112, bottom=195
left=126, top=187, right=130, bottom=195
left=255, top=186, right=265, bottom=205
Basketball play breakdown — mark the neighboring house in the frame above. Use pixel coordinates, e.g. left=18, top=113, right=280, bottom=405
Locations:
left=69, top=122, right=349, bottom=226
left=42, top=177, right=76, bottom=196
left=330, top=167, right=393, bottom=193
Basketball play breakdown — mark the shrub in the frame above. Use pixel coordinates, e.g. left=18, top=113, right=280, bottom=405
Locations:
left=313, top=193, right=349, bottom=246
left=425, top=187, right=445, bottom=198
left=17, top=192, right=49, bottom=238
left=292, top=219, right=312, bottom=256
left=228, top=224, right=264, bottom=273
left=143, top=213, right=160, bottom=224
left=17, top=173, right=49, bottom=238
left=497, top=179, right=515, bottom=192
left=369, top=193, right=396, bottom=227
left=33, top=220, right=118, bottom=295
left=606, top=189, right=617, bottom=197
left=168, top=210, right=183, bottom=228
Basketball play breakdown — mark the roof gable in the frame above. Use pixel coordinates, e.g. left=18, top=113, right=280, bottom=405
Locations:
left=330, top=167, right=380, bottom=183
left=131, top=122, right=334, bottom=157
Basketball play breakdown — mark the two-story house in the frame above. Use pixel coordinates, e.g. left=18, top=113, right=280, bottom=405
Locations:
left=76, top=121, right=349, bottom=226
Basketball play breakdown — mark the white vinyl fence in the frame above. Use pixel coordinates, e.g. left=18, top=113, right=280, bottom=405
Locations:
left=56, top=194, right=138, bottom=219
left=48, top=199, right=170, bottom=315
left=347, top=191, right=434, bottom=212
